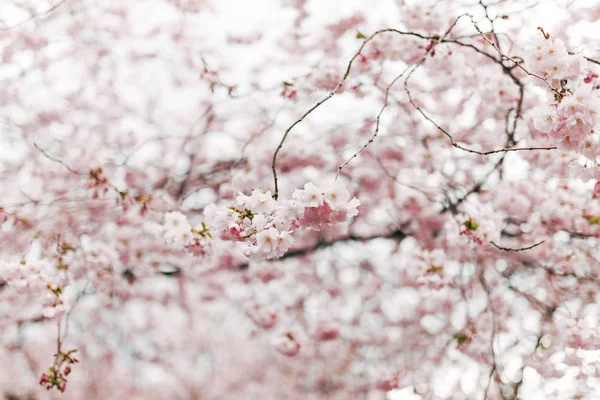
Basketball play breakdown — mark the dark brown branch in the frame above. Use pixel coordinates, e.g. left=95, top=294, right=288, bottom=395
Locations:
left=279, top=229, right=406, bottom=260
left=404, top=77, right=556, bottom=155
left=490, top=240, right=545, bottom=252
left=585, top=56, right=600, bottom=66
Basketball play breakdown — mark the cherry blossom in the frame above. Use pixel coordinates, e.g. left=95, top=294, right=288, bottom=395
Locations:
left=273, top=330, right=302, bottom=357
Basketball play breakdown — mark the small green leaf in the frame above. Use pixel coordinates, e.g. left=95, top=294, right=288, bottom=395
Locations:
left=356, top=31, right=367, bottom=39
left=455, top=333, right=469, bottom=343
left=463, top=219, right=479, bottom=231
left=426, top=264, right=443, bottom=274
left=585, top=215, right=600, bottom=225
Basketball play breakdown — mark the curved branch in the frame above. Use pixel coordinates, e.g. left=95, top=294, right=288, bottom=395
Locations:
left=33, top=143, right=82, bottom=175
left=490, top=240, right=545, bottom=252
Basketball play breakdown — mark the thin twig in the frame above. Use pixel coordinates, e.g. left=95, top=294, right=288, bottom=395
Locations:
left=0, top=0, right=69, bottom=31
left=585, top=56, right=600, bottom=66
left=335, top=64, right=411, bottom=178
left=479, top=270, right=498, bottom=400
left=33, top=143, right=82, bottom=175
left=491, top=240, right=545, bottom=252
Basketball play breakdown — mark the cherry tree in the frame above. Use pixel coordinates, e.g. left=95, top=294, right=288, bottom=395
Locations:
left=1, top=0, right=600, bottom=398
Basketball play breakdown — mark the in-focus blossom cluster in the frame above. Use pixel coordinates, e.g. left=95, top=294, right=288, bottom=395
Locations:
left=524, top=35, right=587, bottom=87
left=532, top=86, right=600, bottom=156
left=527, top=34, right=600, bottom=164
left=203, top=181, right=360, bottom=260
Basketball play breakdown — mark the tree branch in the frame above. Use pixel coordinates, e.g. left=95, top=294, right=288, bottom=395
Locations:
left=491, top=240, right=545, bottom=252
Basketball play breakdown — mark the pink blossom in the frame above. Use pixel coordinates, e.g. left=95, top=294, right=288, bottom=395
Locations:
left=323, top=181, right=351, bottom=210
left=238, top=189, right=278, bottom=214
left=531, top=105, right=557, bottom=133
left=274, top=331, right=301, bottom=357
left=255, top=227, right=280, bottom=255
left=293, top=182, right=324, bottom=207
left=246, top=305, right=278, bottom=329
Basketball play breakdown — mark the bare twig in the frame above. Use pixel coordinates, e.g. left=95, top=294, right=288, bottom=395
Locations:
left=479, top=270, right=498, bottom=400
left=0, top=0, right=70, bottom=31
left=491, top=240, right=545, bottom=252
left=585, top=56, right=600, bottom=66
left=33, top=143, right=82, bottom=175
left=335, top=65, right=411, bottom=178
left=373, top=156, right=438, bottom=201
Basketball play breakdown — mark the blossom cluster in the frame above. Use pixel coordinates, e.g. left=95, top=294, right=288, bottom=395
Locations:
left=532, top=86, right=600, bottom=156
left=0, top=257, right=71, bottom=318
left=160, top=211, right=212, bottom=257
left=524, top=35, right=587, bottom=87
left=39, top=349, right=79, bottom=393
left=447, top=202, right=502, bottom=250
left=527, top=35, right=600, bottom=161
left=202, top=181, right=360, bottom=260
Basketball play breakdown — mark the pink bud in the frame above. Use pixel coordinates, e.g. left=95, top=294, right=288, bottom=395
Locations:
left=315, top=320, right=340, bottom=341
left=39, top=373, right=49, bottom=386
left=228, top=223, right=242, bottom=237
left=376, top=376, right=399, bottom=391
